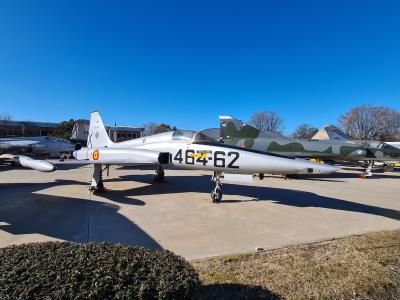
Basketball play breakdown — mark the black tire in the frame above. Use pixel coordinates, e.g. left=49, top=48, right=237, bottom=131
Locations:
left=158, top=172, right=165, bottom=181
left=211, top=189, right=222, bottom=203
left=385, top=166, right=394, bottom=172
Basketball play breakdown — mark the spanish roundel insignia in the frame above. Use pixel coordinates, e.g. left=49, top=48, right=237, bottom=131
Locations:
left=93, top=149, right=99, bottom=160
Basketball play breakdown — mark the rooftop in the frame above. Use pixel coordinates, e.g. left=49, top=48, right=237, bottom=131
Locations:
left=0, top=119, right=144, bottom=131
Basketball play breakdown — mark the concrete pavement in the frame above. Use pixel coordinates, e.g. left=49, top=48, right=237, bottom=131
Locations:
left=0, top=162, right=399, bottom=259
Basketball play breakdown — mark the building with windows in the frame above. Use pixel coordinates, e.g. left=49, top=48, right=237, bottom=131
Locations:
left=0, top=119, right=144, bottom=144
left=0, top=120, right=58, bottom=138
left=70, top=120, right=144, bottom=145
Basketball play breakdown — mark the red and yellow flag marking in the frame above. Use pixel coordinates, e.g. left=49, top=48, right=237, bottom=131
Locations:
left=93, top=149, right=99, bottom=160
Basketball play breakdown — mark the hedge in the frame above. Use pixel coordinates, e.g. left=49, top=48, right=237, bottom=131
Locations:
left=0, top=242, right=200, bottom=299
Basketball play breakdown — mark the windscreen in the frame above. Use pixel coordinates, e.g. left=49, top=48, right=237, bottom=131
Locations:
left=193, top=128, right=220, bottom=142
left=172, top=130, right=196, bottom=141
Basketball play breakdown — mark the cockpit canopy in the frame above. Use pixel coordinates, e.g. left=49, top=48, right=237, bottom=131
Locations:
left=43, top=136, right=71, bottom=144
left=171, top=129, right=220, bottom=143
left=171, top=130, right=197, bottom=141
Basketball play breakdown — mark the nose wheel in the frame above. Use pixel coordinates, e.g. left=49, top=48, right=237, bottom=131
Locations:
left=153, top=166, right=165, bottom=182
left=211, top=171, right=223, bottom=203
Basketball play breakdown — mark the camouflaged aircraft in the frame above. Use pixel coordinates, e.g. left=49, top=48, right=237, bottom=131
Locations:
left=311, top=124, right=400, bottom=174
left=218, top=116, right=400, bottom=176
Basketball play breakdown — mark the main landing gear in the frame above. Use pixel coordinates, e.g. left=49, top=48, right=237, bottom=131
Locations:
left=90, top=164, right=165, bottom=193
left=90, top=164, right=107, bottom=193
left=153, top=166, right=165, bottom=182
left=363, top=161, right=374, bottom=178
left=358, top=161, right=374, bottom=178
left=211, top=171, right=223, bottom=203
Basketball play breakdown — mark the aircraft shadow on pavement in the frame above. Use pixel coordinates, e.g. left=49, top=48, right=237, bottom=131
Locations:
left=282, top=171, right=400, bottom=180
left=99, top=173, right=400, bottom=221
left=116, top=165, right=400, bottom=181
left=0, top=164, right=26, bottom=171
left=52, top=162, right=91, bottom=171
left=0, top=180, right=160, bottom=249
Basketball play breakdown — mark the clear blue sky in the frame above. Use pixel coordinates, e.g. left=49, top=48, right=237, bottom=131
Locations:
left=1, top=0, right=399, bottom=133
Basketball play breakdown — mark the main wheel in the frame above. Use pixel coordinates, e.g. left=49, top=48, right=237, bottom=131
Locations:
left=211, top=188, right=222, bottom=203
left=91, top=181, right=106, bottom=193
left=383, top=165, right=394, bottom=172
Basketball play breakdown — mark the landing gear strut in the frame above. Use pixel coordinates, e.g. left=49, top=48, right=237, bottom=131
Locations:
left=359, top=161, right=374, bottom=178
left=211, top=171, right=223, bottom=203
left=90, top=164, right=106, bottom=193
left=153, top=166, right=165, bottom=182
left=364, top=161, right=374, bottom=177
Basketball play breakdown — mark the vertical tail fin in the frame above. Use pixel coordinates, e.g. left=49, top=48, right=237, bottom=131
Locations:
left=88, top=112, right=113, bottom=147
left=219, top=116, right=260, bottom=139
left=311, top=124, right=352, bottom=141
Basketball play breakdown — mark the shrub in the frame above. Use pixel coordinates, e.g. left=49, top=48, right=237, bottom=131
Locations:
left=0, top=242, right=200, bottom=299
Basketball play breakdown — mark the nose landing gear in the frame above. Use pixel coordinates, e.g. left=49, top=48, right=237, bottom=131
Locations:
left=211, top=171, right=223, bottom=203
left=153, top=166, right=165, bottom=182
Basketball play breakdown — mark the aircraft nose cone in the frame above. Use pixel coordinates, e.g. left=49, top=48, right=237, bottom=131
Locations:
left=294, top=158, right=340, bottom=175
left=40, top=161, right=57, bottom=172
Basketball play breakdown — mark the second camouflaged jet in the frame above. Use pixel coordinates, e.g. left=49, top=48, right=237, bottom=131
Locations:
left=218, top=116, right=400, bottom=175
left=311, top=124, right=400, bottom=174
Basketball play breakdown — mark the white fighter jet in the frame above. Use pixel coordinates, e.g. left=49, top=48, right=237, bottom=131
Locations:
left=0, top=136, right=75, bottom=158
left=0, top=136, right=74, bottom=172
left=73, top=112, right=339, bottom=203
left=0, top=153, right=56, bottom=172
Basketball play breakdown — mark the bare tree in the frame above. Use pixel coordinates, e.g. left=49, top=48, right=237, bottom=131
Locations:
left=250, top=110, right=284, bottom=133
left=143, top=122, right=177, bottom=136
left=292, top=124, right=318, bottom=139
left=143, top=122, right=158, bottom=136
left=339, top=105, right=400, bottom=140
left=0, top=113, right=13, bottom=121
left=154, top=123, right=177, bottom=134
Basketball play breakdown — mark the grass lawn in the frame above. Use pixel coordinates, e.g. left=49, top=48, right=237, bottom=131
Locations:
left=192, top=230, right=400, bottom=299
